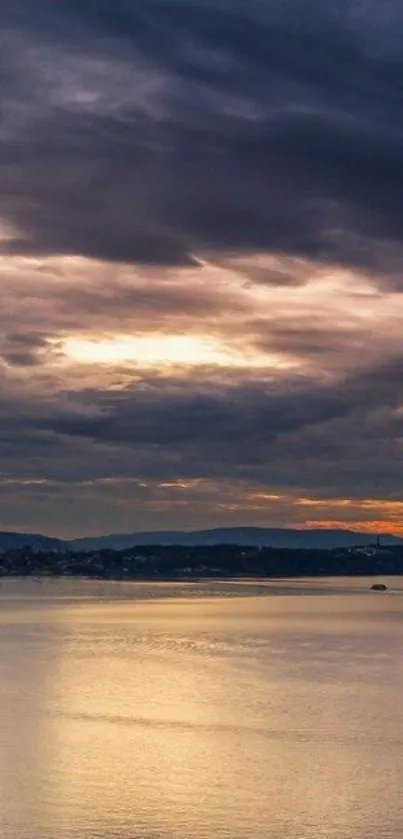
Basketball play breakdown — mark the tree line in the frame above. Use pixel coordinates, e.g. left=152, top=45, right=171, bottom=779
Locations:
left=0, top=544, right=402, bottom=578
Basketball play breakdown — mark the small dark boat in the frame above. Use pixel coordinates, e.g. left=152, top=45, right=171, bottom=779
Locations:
left=370, top=583, right=387, bottom=591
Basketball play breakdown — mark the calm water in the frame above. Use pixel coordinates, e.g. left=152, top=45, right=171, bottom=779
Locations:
left=1, top=577, right=403, bottom=839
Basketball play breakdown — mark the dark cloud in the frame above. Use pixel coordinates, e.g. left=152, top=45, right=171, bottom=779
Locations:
left=5, top=332, right=50, bottom=349
left=2, top=350, right=43, bottom=367
left=39, top=377, right=346, bottom=447
left=250, top=321, right=366, bottom=361
left=1, top=0, right=403, bottom=278
left=0, top=351, right=403, bottom=533
left=0, top=355, right=399, bottom=486
left=0, top=331, right=53, bottom=367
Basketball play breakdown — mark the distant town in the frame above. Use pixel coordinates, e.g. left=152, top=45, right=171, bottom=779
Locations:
left=0, top=540, right=402, bottom=579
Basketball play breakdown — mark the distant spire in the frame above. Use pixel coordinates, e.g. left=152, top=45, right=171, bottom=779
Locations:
left=376, top=533, right=381, bottom=549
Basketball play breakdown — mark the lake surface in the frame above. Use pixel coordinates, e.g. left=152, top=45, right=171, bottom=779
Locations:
left=0, top=577, right=403, bottom=839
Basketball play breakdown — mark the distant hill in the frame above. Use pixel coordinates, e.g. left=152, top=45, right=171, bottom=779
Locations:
left=1, top=526, right=401, bottom=553
left=69, top=527, right=403, bottom=552
left=0, top=531, right=63, bottom=551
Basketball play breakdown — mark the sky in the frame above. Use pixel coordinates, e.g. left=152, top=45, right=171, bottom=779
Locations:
left=2, top=0, right=403, bottom=538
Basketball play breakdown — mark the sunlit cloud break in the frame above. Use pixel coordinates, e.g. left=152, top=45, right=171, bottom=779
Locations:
left=61, top=334, right=297, bottom=370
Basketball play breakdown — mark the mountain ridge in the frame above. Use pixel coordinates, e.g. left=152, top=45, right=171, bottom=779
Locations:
left=0, top=526, right=401, bottom=552
left=70, top=526, right=402, bottom=551
left=0, top=531, right=63, bottom=550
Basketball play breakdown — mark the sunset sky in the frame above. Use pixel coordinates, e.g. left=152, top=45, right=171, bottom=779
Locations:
left=1, top=0, right=403, bottom=538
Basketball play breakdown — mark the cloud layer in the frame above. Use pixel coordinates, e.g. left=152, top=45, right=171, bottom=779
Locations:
left=1, top=0, right=403, bottom=536
left=2, top=0, right=403, bottom=275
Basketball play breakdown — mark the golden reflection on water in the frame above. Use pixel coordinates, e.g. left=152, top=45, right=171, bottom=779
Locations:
left=0, top=578, right=403, bottom=838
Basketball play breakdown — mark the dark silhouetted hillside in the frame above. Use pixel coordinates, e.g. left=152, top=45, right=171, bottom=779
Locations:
left=69, top=527, right=403, bottom=551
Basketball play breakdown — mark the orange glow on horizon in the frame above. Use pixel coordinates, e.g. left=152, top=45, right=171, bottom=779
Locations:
left=303, top=520, right=403, bottom=537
